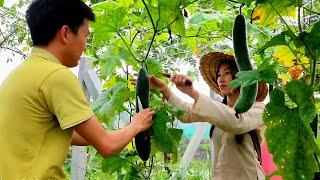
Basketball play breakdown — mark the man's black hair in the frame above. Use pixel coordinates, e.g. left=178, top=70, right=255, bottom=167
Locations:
left=26, top=0, right=95, bottom=46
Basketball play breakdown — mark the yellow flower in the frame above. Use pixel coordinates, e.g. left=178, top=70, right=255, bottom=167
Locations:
left=299, top=55, right=309, bottom=65
left=274, top=45, right=295, bottom=67
left=278, top=73, right=291, bottom=85
left=289, top=65, right=303, bottom=79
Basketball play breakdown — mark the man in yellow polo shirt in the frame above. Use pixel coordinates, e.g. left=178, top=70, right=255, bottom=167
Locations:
left=0, top=0, right=154, bottom=179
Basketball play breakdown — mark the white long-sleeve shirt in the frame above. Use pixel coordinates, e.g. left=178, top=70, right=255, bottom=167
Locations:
left=168, top=92, right=265, bottom=180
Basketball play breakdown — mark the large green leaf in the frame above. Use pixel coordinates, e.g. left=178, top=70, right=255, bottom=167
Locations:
left=263, top=88, right=290, bottom=124
left=146, top=58, right=164, bottom=77
left=167, top=128, right=183, bottom=162
left=146, top=0, right=182, bottom=31
left=238, top=0, right=255, bottom=6
left=188, top=12, right=215, bottom=28
left=258, top=32, right=287, bottom=54
left=152, top=110, right=172, bottom=152
left=92, top=82, right=130, bottom=125
left=170, top=12, right=186, bottom=36
left=264, top=109, right=319, bottom=180
left=252, top=1, right=296, bottom=27
left=91, top=1, right=128, bottom=46
left=101, top=153, right=131, bottom=175
left=264, top=87, right=320, bottom=179
left=213, top=0, right=228, bottom=11
left=228, top=63, right=277, bottom=89
left=122, top=166, right=141, bottom=180
left=0, top=0, right=4, bottom=7
left=305, top=20, right=320, bottom=54
left=152, top=110, right=183, bottom=156
left=228, top=70, right=260, bottom=89
left=286, top=80, right=316, bottom=124
left=257, top=60, right=278, bottom=84
left=150, top=94, right=185, bottom=118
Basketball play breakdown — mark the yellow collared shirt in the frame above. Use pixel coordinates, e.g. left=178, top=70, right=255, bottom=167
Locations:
left=0, top=47, right=94, bottom=179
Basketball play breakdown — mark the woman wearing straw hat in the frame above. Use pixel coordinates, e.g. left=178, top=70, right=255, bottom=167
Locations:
left=148, top=52, right=268, bottom=180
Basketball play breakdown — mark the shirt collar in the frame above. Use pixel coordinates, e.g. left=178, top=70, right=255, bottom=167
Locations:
left=31, top=47, right=61, bottom=64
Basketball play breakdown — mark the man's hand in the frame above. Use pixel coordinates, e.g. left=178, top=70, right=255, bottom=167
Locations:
left=130, top=108, right=155, bottom=132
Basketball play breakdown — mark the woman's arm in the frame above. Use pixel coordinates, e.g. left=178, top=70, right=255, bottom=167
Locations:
left=168, top=91, right=265, bottom=135
left=150, top=75, right=264, bottom=134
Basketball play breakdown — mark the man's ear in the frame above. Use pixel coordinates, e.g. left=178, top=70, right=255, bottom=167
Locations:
left=60, top=25, right=70, bottom=44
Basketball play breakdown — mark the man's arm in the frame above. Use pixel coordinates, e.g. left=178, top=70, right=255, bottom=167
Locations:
left=71, top=131, right=89, bottom=146
left=72, top=108, right=153, bottom=157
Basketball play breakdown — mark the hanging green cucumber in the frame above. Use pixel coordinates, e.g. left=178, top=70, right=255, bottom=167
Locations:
left=135, top=67, right=151, bottom=161
left=232, top=14, right=258, bottom=114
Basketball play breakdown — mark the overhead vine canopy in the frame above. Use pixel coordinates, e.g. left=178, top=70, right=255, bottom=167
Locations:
left=1, top=0, right=320, bottom=179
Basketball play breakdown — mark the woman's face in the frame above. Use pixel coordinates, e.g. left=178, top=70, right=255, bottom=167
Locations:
left=217, top=63, right=234, bottom=96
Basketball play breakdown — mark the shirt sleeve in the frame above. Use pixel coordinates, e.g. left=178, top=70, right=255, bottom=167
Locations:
left=168, top=91, right=265, bottom=135
left=39, top=68, right=94, bottom=129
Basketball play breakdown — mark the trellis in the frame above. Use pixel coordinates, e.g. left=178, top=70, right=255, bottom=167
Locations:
left=71, top=57, right=102, bottom=180
left=71, top=57, right=211, bottom=179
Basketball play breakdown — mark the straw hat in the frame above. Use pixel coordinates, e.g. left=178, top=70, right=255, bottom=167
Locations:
left=199, top=52, right=268, bottom=102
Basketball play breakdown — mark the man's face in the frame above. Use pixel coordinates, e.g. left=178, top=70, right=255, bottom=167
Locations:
left=66, top=19, right=90, bottom=67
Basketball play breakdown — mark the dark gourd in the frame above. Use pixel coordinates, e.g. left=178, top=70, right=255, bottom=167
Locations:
left=135, top=68, right=151, bottom=161
left=233, top=14, right=258, bottom=114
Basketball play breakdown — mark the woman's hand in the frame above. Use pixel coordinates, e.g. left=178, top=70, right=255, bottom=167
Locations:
left=170, top=74, right=199, bottom=100
left=130, top=76, right=171, bottom=100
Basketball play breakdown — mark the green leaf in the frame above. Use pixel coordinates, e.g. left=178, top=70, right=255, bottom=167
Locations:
left=265, top=109, right=319, bottom=180
left=229, top=60, right=278, bottom=89
left=91, top=2, right=128, bottom=46
left=238, top=0, right=255, bottom=6
left=152, top=111, right=172, bottom=152
left=146, top=58, right=164, bottom=77
left=213, top=0, right=228, bottom=11
left=92, top=82, right=130, bottom=125
left=286, top=80, right=316, bottom=124
left=257, top=60, right=278, bottom=83
left=286, top=80, right=313, bottom=106
left=258, top=32, right=287, bottom=54
left=252, top=2, right=296, bottom=27
left=150, top=93, right=185, bottom=117
left=123, top=166, right=141, bottom=180
left=229, top=70, right=260, bottom=89
left=117, top=0, right=135, bottom=8
left=101, top=153, right=131, bottom=175
left=101, top=59, right=120, bottom=79
left=189, top=12, right=215, bottom=28
left=152, top=110, right=183, bottom=157
left=99, top=46, right=133, bottom=79
left=305, top=20, right=320, bottom=53
left=263, top=88, right=290, bottom=124
left=167, top=128, right=183, bottom=162
left=146, top=0, right=181, bottom=31
left=264, top=87, right=319, bottom=179
left=0, top=0, right=3, bottom=7
left=170, top=12, right=186, bottom=36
